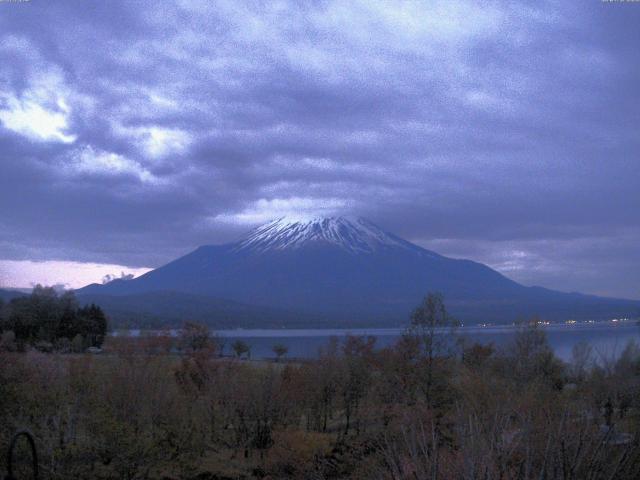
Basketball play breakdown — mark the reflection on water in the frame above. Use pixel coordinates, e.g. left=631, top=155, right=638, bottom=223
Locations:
left=116, top=322, right=640, bottom=362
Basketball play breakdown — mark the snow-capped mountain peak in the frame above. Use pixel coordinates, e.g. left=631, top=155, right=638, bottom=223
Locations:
left=233, top=216, right=414, bottom=254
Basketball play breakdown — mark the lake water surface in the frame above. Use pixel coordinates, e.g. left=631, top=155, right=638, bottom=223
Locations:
left=206, top=322, right=640, bottom=362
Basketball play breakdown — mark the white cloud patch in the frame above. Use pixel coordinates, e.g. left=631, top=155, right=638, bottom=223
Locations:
left=110, top=121, right=192, bottom=159
left=144, top=127, right=191, bottom=158
left=63, top=146, right=157, bottom=183
left=102, top=271, right=135, bottom=284
left=213, top=197, right=350, bottom=225
left=0, top=67, right=77, bottom=143
left=0, top=96, right=76, bottom=143
left=0, top=36, right=78, bottom=143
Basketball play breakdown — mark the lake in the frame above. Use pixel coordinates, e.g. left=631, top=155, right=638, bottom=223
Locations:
left=123, top=321, right=640, bottom=362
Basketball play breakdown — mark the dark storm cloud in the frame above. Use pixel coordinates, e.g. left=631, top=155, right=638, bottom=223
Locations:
left=0, top=0, right=638, bottom=298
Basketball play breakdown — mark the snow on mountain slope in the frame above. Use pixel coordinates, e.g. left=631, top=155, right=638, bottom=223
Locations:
left=233, top=216, right=429, bottom=255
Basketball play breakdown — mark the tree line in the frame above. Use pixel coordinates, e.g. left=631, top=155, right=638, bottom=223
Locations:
left=0, top=285, right=107, bottom=352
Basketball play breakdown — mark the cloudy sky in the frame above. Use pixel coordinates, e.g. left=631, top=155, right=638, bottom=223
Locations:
left=0, top=0, right=638, bottom=299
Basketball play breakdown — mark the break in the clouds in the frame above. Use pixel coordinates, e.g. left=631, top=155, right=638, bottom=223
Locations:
left=0, top=260, right=150, bottom=290
left=0, top=0, right=638, bottom=298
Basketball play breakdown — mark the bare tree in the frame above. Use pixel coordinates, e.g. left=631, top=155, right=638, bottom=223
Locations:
left=272, top=343, right=288, bottom=362
left=407, top=292, right=458, bottom=405
left=232, top=339, right=250, bottom=359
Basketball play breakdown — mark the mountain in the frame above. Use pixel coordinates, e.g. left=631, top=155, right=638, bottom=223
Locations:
left=77, top=216, right=640, bottom=326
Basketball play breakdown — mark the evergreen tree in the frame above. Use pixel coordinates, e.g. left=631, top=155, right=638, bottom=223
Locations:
left=78, top=304, right=108, bottom=347
left=56, top=306, right=81, bottom=341
left=3, top=287, right=108, bottom=350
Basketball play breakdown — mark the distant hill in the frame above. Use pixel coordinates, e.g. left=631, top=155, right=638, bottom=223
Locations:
left=76, top=290, right=323, bottom=329
left=0, top=288, right=28, bottom=303
left=77, top=216, right=640, bottom=327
